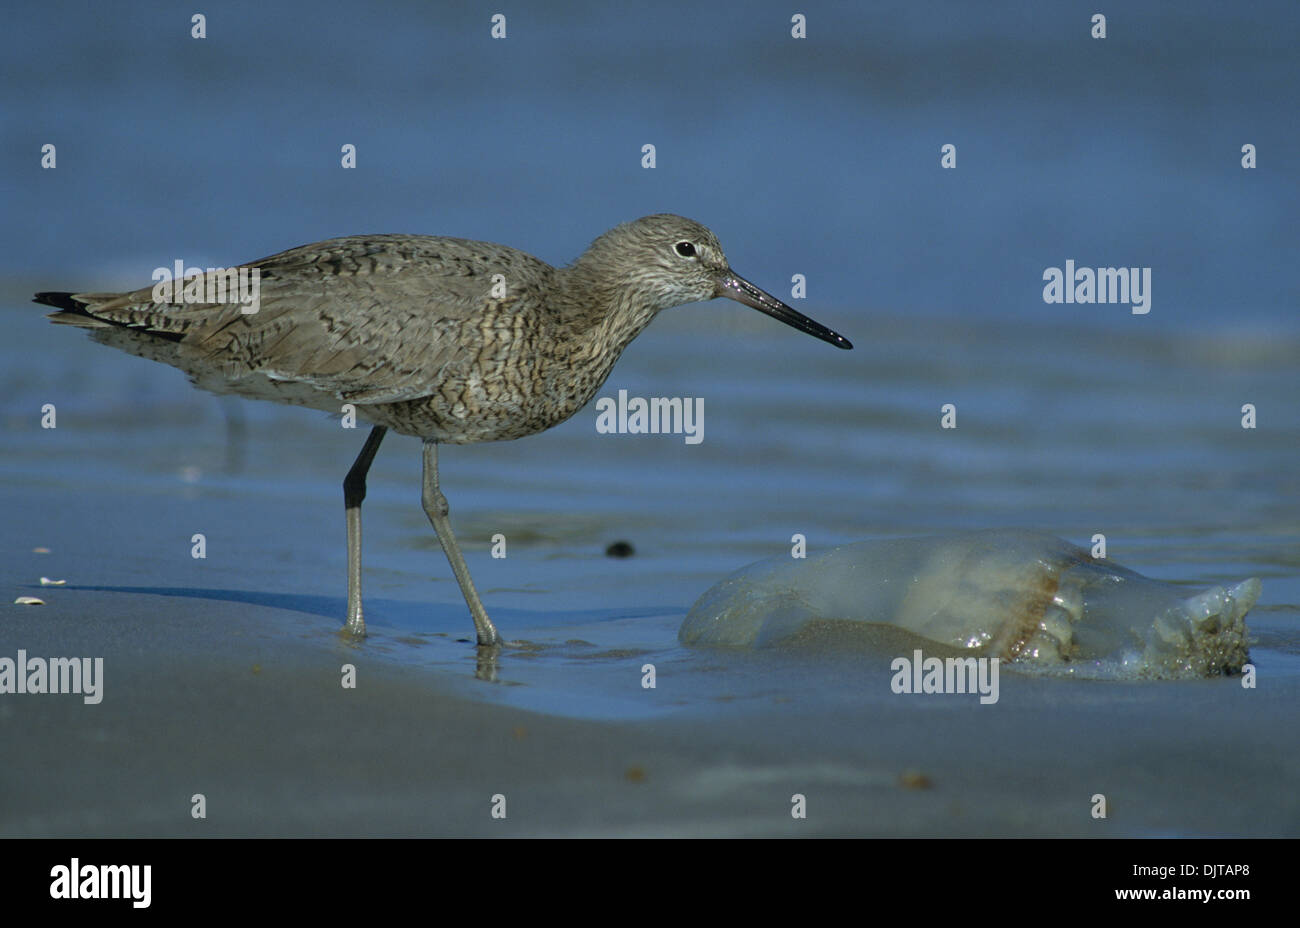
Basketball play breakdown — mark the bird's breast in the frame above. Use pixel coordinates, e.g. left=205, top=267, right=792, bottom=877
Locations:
left=364, top=329, right=627, bottom=444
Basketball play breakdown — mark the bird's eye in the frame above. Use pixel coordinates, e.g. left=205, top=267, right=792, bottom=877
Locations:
left=674, top=241, right=697, bottom=258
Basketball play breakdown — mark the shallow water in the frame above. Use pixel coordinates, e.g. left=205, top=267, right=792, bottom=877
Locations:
left=6, top=302, right=1297, bottom=699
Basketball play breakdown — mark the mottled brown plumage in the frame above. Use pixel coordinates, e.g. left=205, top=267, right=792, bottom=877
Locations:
left=37, top=214, right=852, bottom=647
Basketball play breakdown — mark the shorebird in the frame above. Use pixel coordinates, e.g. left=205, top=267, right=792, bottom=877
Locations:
left=36, top=215, right=852, bottom=647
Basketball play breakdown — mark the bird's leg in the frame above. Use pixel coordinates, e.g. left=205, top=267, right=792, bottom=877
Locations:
left=343, top=425, right=387, bottom=636
left=421, top=440, right=501, bottom=647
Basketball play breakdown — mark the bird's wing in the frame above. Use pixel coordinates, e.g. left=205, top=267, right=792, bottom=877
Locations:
left=67, top=235, right=555, bottom=405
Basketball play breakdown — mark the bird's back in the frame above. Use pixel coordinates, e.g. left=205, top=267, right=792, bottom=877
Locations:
left=40, top=234, right=579, bottom=439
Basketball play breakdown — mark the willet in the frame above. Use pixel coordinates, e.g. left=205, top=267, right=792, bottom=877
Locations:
left=36, top=214, right=852, bottom=647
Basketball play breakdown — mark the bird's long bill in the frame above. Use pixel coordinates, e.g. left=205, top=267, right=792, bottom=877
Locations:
left=716, top=271, right=853, bottom=350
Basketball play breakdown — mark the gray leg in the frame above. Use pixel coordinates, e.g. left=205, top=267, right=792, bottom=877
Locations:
left=421, top=440, right=500, bottom=647
left=343, top=425, right=387, bottom=636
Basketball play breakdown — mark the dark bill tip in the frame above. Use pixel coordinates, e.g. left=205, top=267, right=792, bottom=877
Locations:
left=715, top=271, right=853, bottom=350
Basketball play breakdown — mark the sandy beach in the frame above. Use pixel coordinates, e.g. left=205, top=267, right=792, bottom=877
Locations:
left=3, top=394, right=1297, bottom=837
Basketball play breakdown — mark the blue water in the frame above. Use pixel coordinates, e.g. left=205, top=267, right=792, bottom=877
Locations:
left=3, top=0, right=1297, bottom=333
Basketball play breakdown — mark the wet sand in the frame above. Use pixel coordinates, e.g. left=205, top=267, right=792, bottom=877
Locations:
left=4, top=482, right=1297, bottom=837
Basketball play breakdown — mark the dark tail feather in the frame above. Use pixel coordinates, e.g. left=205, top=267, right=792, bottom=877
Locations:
left=33, top=291, right=86, bottom=312
left=38, top=290, right=186, bottom=341
left=35, top=291, right=109, bottom=329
